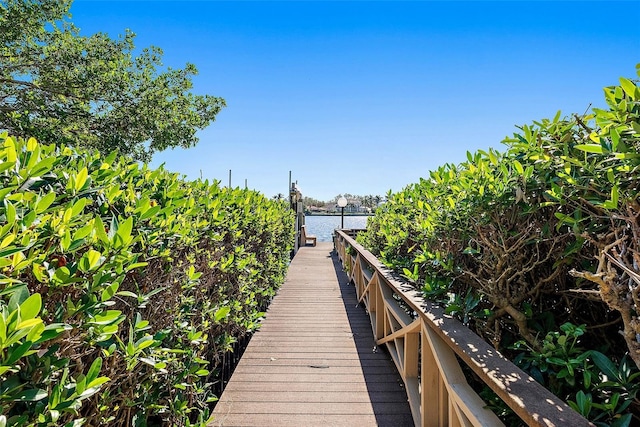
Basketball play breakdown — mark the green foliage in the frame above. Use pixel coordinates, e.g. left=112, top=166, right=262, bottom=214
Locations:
left=0, top=134, right=294, bottom=425
left=512, top=323, right=592, bottom=397
left=567, top=350, right=640, bottom=427
left=515, top=330, right=640, bottom=427
left=358, top=64, right=640, bottom=423
left=0, top=0, right=225, bottom=161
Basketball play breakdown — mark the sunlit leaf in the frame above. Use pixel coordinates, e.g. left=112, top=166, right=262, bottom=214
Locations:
left=74, top=167, right=88, bottom=192
left=575, top=144, right=605, bottom=154
left=214, top=307, right=230, bottom=322
left=36, top=192, right=56, bottom=213
left=20, top=293, right=41, bottom=320
left=620, top=77, right=638, bottom=99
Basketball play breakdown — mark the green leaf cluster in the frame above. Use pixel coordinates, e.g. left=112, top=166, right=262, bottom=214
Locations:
left=0, top=0, right=226, bottom=161
left=0, top=134, right=294, bottom=425
left=359, top=64, right=640, bottom=424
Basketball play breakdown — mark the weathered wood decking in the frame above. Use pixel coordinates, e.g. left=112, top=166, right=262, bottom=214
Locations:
left=209, top=242, right=413, bottom=427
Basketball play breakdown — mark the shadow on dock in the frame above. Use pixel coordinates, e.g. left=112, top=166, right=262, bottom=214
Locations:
left=328, top=248, right=413, bottom=427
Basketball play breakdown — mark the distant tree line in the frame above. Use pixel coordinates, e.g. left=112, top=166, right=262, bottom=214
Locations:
left=303, top=194, right=385, bottom=212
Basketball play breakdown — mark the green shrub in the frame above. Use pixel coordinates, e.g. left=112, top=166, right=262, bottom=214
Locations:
left=359, top=64, right=640, bottom=424
left=0, top=134, right=294, bottom=426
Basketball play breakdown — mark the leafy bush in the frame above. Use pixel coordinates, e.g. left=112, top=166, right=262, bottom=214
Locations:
left=359, top=64, right=640, bottom=424
left=0, top=134, right=294, bottom=426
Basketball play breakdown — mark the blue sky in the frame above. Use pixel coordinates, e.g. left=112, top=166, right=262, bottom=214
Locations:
left=71, top=1, right=639, bottom=201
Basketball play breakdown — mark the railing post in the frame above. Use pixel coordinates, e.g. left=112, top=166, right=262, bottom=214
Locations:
left=354, top=254, right=362, bottom=297
left=421, top=320, right=445, bottom=427
left=405, top=331, right=419, bottom=379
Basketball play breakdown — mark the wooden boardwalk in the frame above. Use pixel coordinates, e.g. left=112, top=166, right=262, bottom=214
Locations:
left=209, top=242, right=413, bottom=427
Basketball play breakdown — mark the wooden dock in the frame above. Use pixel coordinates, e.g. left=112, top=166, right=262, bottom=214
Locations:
left=209, top=242, right=413, bottom=427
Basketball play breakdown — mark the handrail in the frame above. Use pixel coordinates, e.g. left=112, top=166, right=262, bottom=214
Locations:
left=334, top=230, right=592, bottom=427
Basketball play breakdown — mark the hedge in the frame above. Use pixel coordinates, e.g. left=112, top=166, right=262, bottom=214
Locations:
left=0, top=134, right=294, bottom=426
left=359, top=65, right=640, bottom=425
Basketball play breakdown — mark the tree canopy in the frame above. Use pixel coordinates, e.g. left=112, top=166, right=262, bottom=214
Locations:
left=0, top=0, right=225, bottom=161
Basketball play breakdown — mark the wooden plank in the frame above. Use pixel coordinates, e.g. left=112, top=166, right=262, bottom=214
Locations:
left=245, top=331, right=364, bottom=338
left=213, top=401, right=408, bottom=415
left=226, top=373, right=403, bottom=383
left=232, top=364, right=373, bottom=375
left=248, top=340, right=359, bottom=349
left=241, top=348, right=368, bottom=355
left=224, top=381, right=407, bottom=393
left=210, top=243, right=412, bottom=427
left=208, top=413, right=415, bottom=427
left=218, top=390, right=410, bottom=403
left=234, top=358, right=393, bottom=367
left=237, top=351, right=383, bottom=360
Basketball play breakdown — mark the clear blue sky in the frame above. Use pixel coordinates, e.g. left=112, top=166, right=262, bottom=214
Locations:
left=71, top=1, right=639, bottom=201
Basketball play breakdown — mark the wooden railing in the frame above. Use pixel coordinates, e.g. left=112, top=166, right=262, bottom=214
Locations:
left=334, top=230, right=592, bottom=427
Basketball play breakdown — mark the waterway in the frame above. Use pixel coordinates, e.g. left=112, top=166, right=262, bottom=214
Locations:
left=304, top=215, right=369, bottom=242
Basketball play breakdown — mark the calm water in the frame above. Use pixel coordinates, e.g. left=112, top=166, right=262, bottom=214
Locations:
left=304, top=215, right=369, bottom=242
